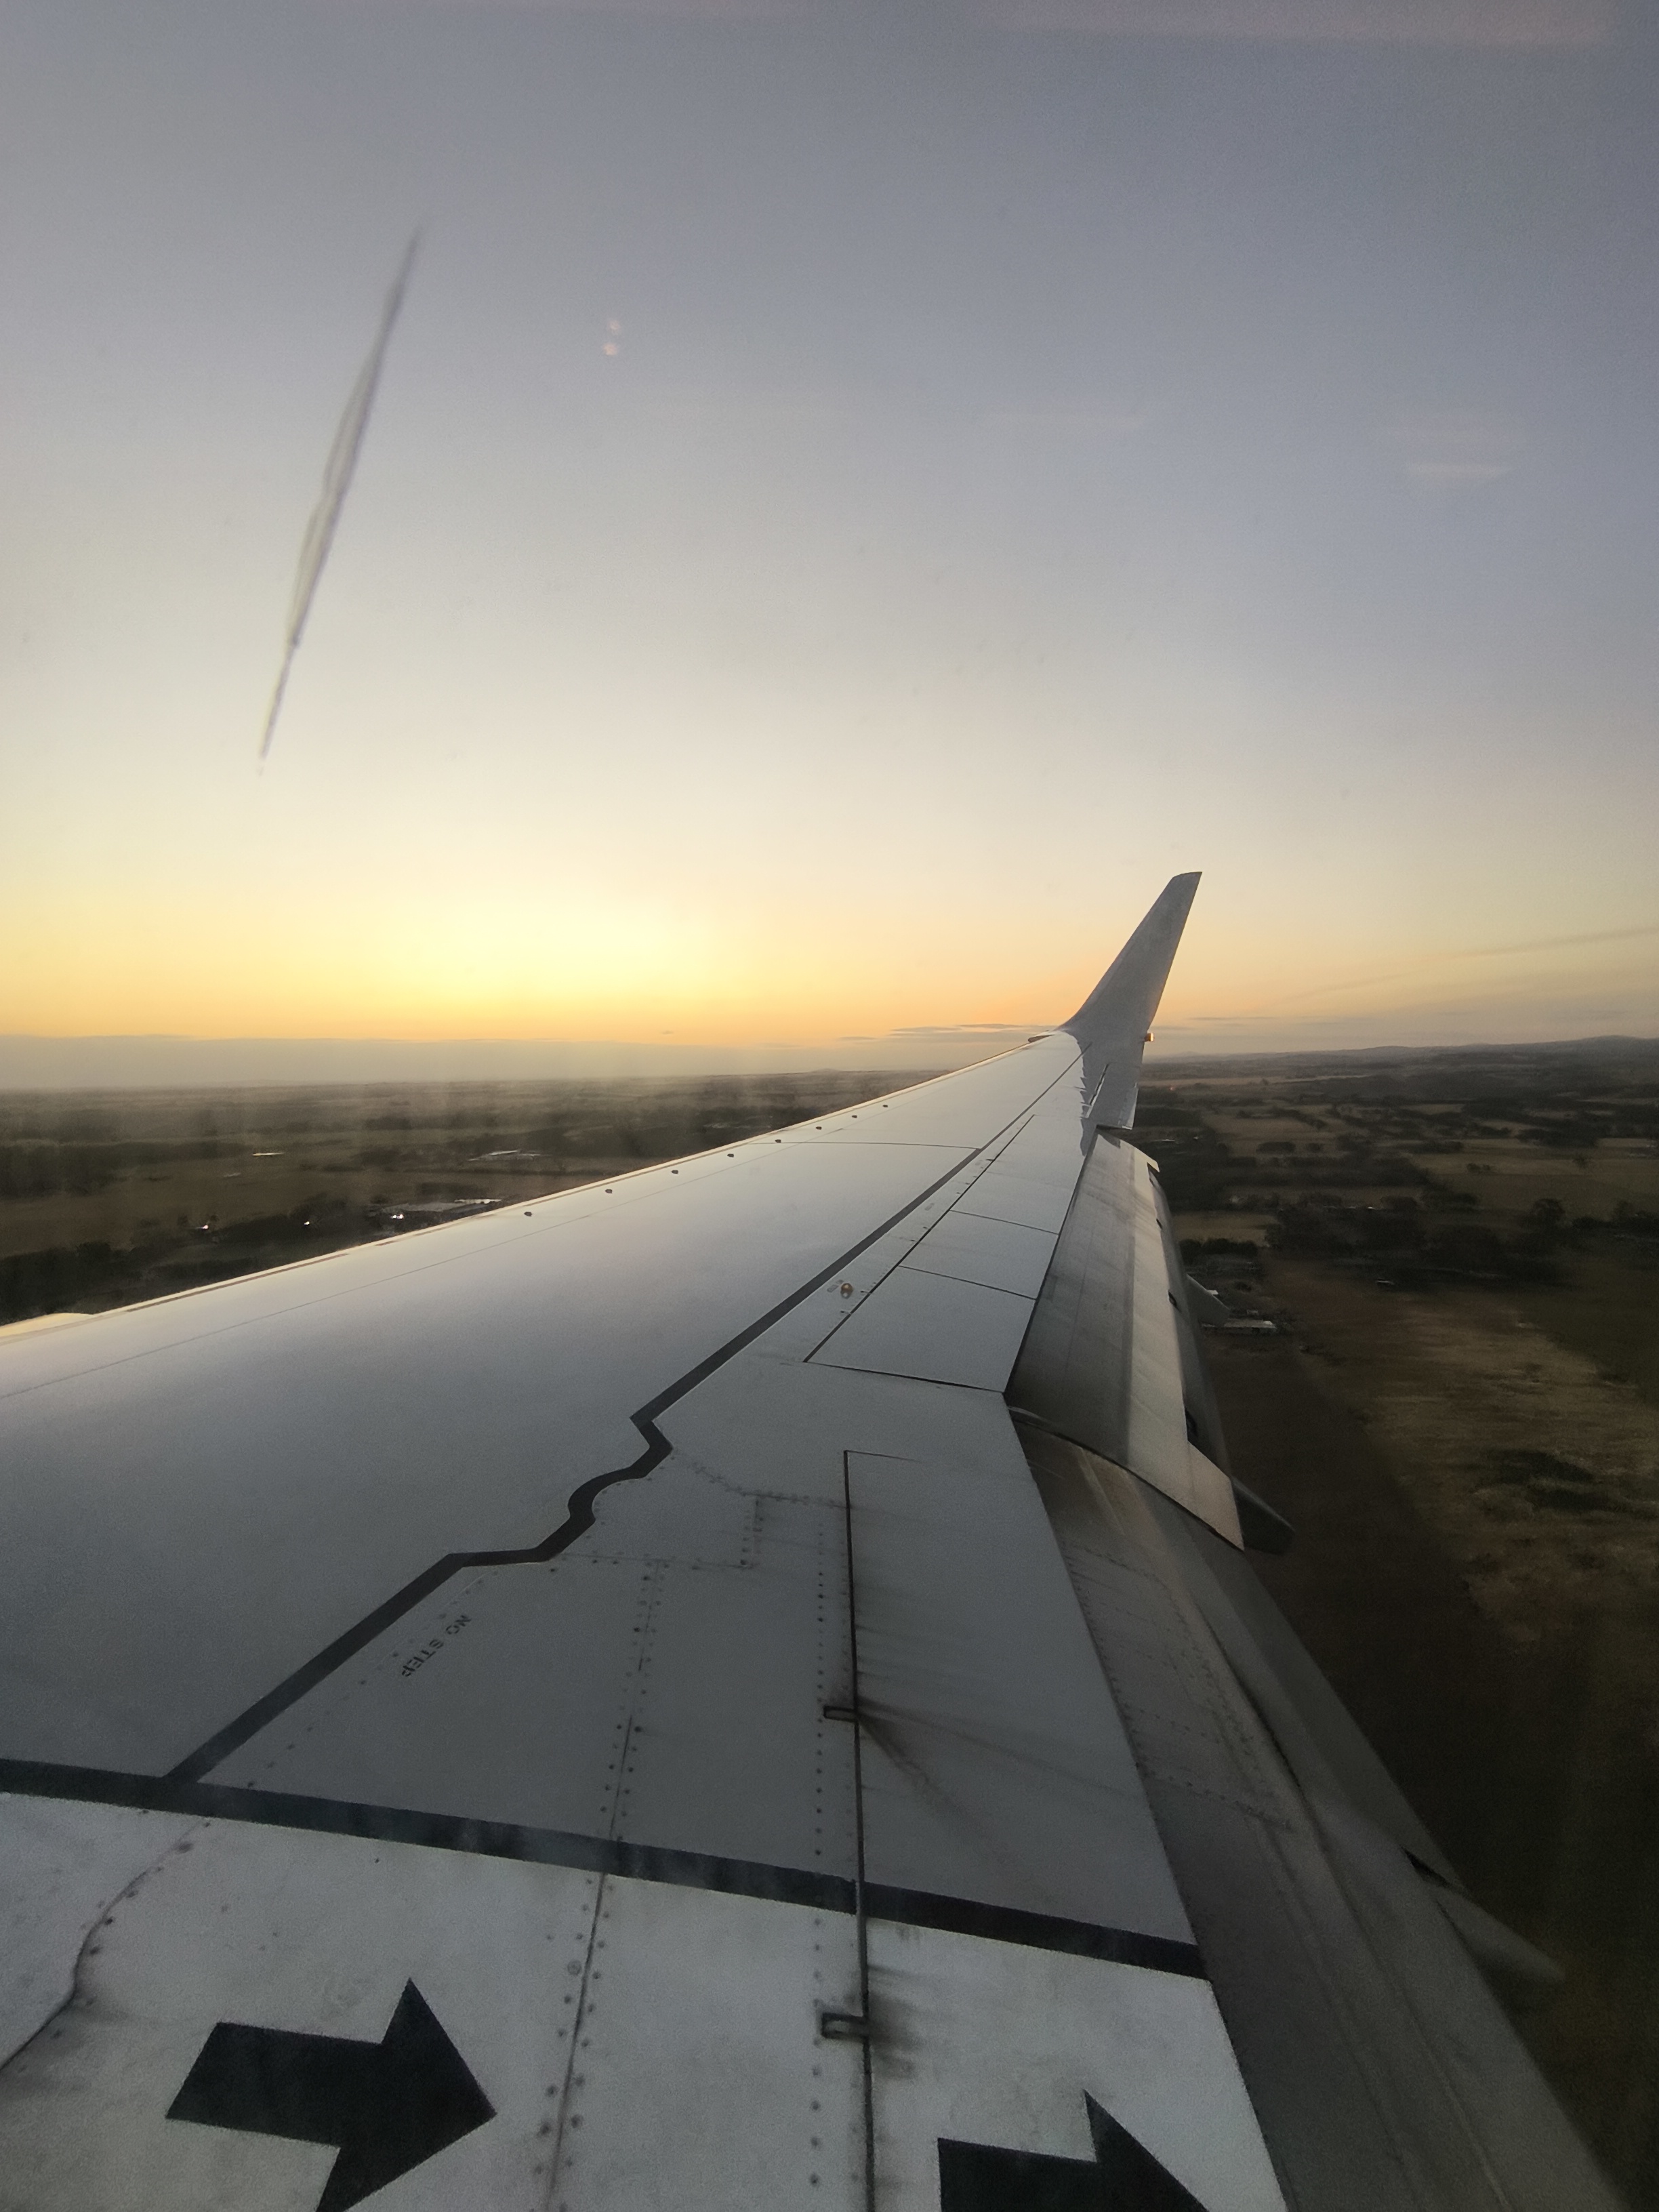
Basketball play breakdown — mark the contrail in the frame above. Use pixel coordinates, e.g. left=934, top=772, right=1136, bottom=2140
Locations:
left=258, top=233, right=419, bottom=764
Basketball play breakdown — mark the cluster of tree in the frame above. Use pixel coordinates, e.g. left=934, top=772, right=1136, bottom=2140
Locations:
left=1130, top=1121, right=1240, bottom=1212
left=1, top=1242, right=137, bottom=1321
left=1479, top=1448, right=1630, bottom=1515
left=205, top=1197, right=351, bottom=1249
left=1136, top=1121, right=1421, bottom=1209
left=1267, top=1195, right=1568, bottom=1286
left=0, top=1198, right=369, bottom=1323
left=0, top=1139, right=233, bottom=1200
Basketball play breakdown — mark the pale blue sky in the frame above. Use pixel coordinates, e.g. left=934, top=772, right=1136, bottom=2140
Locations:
left=3, top=0, right=1656, bottom=1061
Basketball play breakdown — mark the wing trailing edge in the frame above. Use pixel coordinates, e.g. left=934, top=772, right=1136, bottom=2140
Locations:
left=1064, top=872, right=1201, bottom=1129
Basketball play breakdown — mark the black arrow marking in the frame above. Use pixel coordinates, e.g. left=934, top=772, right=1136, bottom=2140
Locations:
left=167, top=1981, right=493, bottom=2212
left=938, top=2093, right=1204, bottom=2211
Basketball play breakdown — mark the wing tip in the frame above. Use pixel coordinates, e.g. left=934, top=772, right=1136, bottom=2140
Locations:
left=1063, top=872, right=1204, bottom=1125
left=1065, top=871, right=1204, bottom=1036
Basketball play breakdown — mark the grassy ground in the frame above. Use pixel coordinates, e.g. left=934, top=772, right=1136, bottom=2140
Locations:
left=1152, top=1038, right=1659, bottom=2205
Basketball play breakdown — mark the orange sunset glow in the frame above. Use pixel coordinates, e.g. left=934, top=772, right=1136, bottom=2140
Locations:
left=3, top=0, right=1656, bottom=1080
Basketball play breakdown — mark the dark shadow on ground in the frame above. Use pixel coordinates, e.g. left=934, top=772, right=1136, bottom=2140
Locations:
left=1210, top=1332, right=1659, bottom=2210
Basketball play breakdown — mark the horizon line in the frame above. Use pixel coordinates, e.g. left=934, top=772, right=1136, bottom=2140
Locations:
left=0, top=1025, right=1654, bottom=1097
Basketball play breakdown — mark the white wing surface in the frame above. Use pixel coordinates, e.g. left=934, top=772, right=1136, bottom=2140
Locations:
left=0, top=879, right=1619, bottom=2211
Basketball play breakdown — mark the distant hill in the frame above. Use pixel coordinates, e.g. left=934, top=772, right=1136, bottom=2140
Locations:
left=1153, top=1035, right=1659, bottom=1102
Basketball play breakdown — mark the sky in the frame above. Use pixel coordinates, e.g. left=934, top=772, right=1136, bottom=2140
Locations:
left=3, top=0, right=1657, bottom=1075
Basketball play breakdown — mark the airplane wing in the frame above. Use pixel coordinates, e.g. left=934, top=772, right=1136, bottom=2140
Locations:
left=0, top=876, right=1620, bottom=2211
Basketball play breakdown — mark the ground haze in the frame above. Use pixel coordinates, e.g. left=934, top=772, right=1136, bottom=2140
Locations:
left=0, top=1071, right=927, bottom=1323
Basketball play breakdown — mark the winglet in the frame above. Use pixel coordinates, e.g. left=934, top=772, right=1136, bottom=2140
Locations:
left=1064, top=872, right=1200, bottom=1129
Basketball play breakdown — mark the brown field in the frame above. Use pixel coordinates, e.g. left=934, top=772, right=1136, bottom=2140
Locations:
left=1153, top=1037, right=1659, bottom=2207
